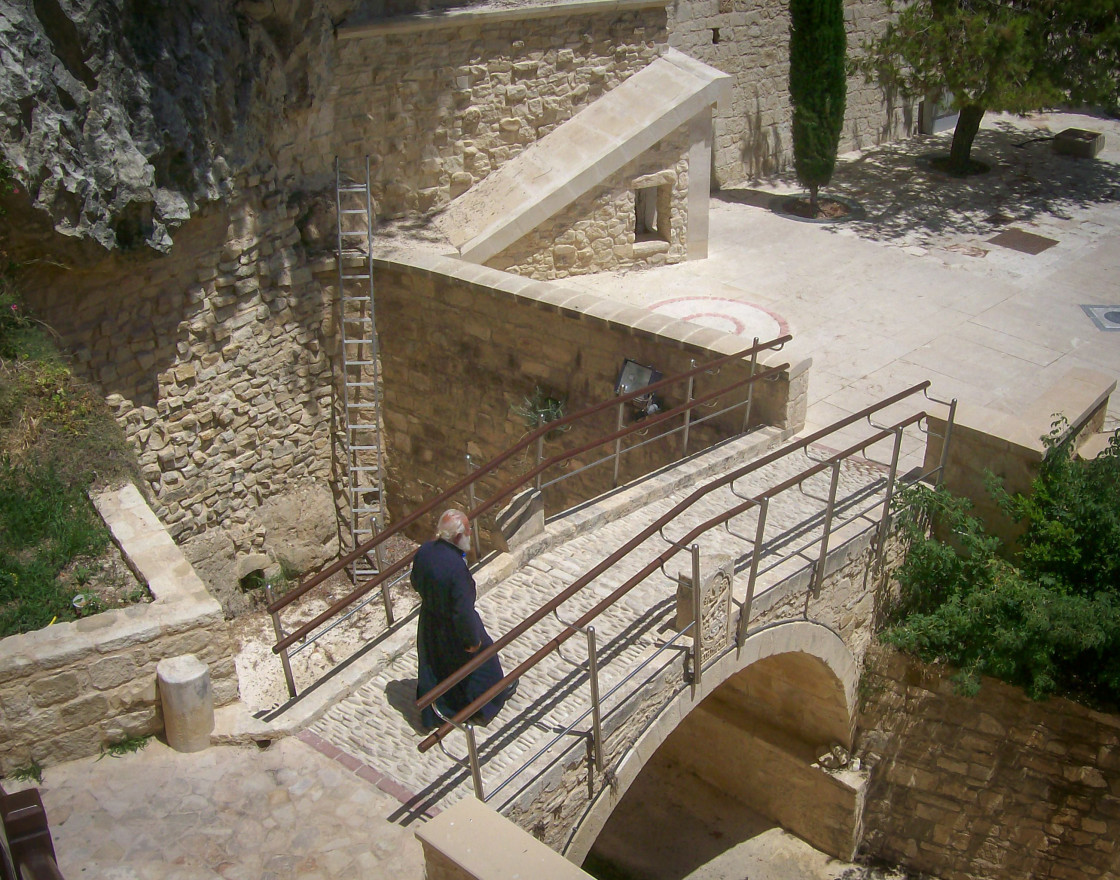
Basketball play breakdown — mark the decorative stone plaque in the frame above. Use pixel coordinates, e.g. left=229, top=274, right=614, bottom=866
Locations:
left=674, top=553, right=734, bottom=665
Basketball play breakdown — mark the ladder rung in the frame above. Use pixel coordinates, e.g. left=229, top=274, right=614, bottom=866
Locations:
left=349, top=424, right=381, bottom=430
left=338, top=185, right=367, bottom=193
left=350, top=445, right=382, bottom=451
left=351, top=466, right=380, bottom=472
left=340, top=208, right=367, bottom=215
left=347, top=403, right=380, bottom=409
left=340, top=274, right=372, bottom=280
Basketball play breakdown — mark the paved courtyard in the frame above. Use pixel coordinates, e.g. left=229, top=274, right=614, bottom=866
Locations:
left=15, top=110, right=1120, bottom=879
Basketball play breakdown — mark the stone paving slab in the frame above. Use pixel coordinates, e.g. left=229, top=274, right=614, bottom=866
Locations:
left=8, top=737, right=424, bottom=880
left=308, top=420, right=912, bottom=818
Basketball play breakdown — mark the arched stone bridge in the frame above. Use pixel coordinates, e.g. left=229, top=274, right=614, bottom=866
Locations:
left=298, top=421, right=916, bottom=867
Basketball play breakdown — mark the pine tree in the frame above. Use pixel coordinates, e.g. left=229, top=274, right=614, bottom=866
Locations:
left=789, top=0, right=847, bottom=216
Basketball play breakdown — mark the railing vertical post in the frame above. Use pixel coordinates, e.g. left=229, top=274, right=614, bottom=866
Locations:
left=737, top=498, right=766, bottom=648
left=264, top=583, right=297, bottom=699
left=465, top=723, right=485, bottom=801
left=682, top=359, right=696, bottom=458
left=690, top=543, right=702, bottom=698
left=535, top=434, right=545, bottom=491
left=466, top=453, right=481, bottom=557
left=586, top=626, right=604, bottom=774
left=742, top=337, right=759, bottom=434
left=875, top=427, right=905, bottom=580
left=372, top=515, right=395, bottom=625
left=612, top=401, right=625, bottom=488
left=812, top=461, right=842, bottom=598
left=936, top=398, right=958, bottom=488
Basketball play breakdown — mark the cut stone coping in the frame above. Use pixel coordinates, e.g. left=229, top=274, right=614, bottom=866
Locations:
left=339, top=0, right=667, bottom=38
left=0, top=484, right=225, bottom=713
left=416, top=796, right=593, bottom=880
left=439, top=49, right=732, bottom=264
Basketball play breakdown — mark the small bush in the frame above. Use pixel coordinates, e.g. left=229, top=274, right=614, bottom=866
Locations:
left=886, top=424, right=1120, bottom=707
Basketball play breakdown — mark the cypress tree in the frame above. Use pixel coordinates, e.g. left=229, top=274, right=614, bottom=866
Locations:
left=789, top=0, right=847, bottom=216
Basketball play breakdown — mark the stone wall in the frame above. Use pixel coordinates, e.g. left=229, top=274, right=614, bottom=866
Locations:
left=485, top=124, right=691, bottom=279
left=343, top=252, right=805, bottom=539
left=0, top=485, right=237, bottom=774
left=20, top=172, right=342, bottom=610
left=857, top=647, right=1120, bottom=880
left=667, top=0, right=912, bottom=182
left=318, top=3, right=669, bottom=219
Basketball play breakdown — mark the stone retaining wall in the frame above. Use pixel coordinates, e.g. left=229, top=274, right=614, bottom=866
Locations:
left=668, top=0, right=911, bottom=183
left=0, top=485, right=237, bottom=774
left=340, top=252, right=807, bottom=536
left=857, top=647, right=1120, bottom=880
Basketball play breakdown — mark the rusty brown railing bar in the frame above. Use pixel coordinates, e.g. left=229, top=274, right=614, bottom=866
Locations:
left=268, top=334, right=790, bottom=618
left=416, top=383, right=930, bottom=749
left=420, top=411, right=925, bottom=752
left=271, top=359, right=789, bottom=654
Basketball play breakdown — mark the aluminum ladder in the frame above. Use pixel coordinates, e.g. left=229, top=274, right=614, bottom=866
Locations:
left=334, top=156, right=388, bottom=597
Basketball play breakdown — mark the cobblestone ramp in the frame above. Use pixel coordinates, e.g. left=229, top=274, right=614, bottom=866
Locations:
left=309, top=434, right=895, bottom=821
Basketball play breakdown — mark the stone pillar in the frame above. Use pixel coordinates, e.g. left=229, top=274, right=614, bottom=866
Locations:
left=157, top=654, right=214, bottom=752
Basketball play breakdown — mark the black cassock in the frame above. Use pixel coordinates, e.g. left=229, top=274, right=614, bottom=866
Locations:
left=413, top=537, right=510, bottom=729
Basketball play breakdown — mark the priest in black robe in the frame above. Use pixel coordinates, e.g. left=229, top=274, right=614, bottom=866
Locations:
left=413, top=509, right=512, bottom=730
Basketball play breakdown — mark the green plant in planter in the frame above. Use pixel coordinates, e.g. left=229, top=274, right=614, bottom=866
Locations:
left=512, top=387, right=569, bottom=439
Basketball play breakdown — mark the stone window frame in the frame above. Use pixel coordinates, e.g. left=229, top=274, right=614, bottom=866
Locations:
left=632, top=169, right=676, bottom=256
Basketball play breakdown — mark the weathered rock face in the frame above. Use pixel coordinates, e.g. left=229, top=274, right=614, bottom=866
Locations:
left=0, top=0, right=360, bottom=256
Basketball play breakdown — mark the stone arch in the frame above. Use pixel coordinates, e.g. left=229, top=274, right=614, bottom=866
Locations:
left=566, top=620, right=862, bottom=865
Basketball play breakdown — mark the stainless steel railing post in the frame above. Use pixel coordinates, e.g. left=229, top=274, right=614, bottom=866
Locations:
left=682, top=359, right=696, bottom=457
left=586, top=626, right=604, bottom=773
left=875, top=427, right=905, bottom=581
left=936, top=398, right=958, bottom=488
left=612, top=401, right=625, bottom=488
left=434, top=703, right=486, bottom=800
left=737, top=498, right=766, bottom=648
left=742, top=337, right=759, bottom=434
left=465, top=453, right=481, bottom=557
left=264, top=583, right=297, bottom=699
left=811, top=461, right=842, bottom=598
left=535, top=434, right=545, bottom=491
left=690, top=543, right=702, bottom=698
left=372, top=515, right=394, bottom=625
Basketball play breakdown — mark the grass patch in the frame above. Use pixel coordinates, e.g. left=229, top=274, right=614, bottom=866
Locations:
left=0, top=278, right=142, bottom=638
left=98, top=734, right=151, bottom=760
left=9, top=758, right=44, bottom=785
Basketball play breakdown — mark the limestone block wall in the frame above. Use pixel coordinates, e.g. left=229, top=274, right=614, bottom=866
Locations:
left=857, top=646, right=1120, bottom=880
left=19, top=169, right=341, bottom=606
left=667, top=0, right=913, bottom=182
left=338, top=252, right=806, bottom=536
left=485, top=125, right=691, bottom=280
left=320, top=3, right=669, bottom=219
left=0, top=485, right=237, bottom=774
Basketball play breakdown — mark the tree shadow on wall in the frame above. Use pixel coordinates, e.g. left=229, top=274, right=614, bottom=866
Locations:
left=722, top=116, right=1120, bottom=251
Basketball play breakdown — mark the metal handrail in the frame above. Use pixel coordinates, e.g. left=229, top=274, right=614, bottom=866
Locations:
left=270, top=334, right=790, bottom=615
left=416, top=382, right=931, bottom=751
left=268, top=339, right=791, bottom=659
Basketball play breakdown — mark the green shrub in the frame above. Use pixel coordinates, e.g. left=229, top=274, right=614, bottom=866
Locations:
left=887, top=424, right=1120, bottom=707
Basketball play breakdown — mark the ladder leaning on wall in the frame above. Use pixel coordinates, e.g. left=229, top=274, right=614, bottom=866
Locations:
left=334, top=156, right=389, bottom=601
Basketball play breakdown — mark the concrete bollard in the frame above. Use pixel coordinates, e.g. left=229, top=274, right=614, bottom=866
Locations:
left=157, top=654, right=214, bottom=753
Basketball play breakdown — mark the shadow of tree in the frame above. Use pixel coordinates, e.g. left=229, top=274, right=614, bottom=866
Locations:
left=719, top=117, right=1120, bottom=250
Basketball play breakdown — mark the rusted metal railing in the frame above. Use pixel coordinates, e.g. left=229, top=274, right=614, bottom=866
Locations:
left=267, top=335, right=792, bottom=697
left=416, top=382, right=935, bottom=762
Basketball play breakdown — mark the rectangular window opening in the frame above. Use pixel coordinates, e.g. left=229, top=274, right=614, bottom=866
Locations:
left=635, top=185, right=668, bottom=243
